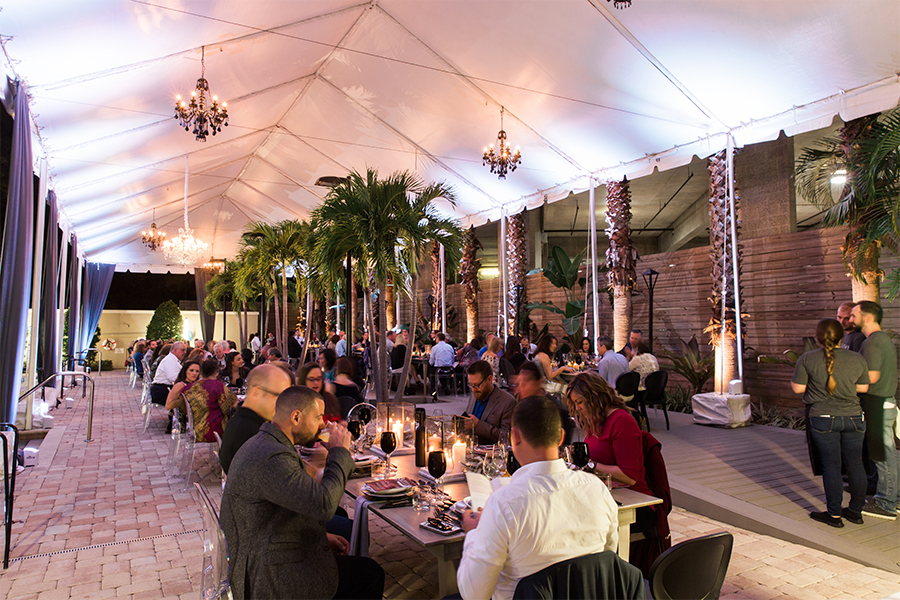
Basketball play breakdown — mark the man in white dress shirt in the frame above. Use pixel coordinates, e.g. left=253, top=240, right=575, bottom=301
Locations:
left=457, top=395, right=619, bottom=600
left=150, top=341, right=186, bottom=405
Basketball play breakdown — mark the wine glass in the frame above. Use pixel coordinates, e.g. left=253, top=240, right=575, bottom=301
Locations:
left=380, top=431, right=397, bottom=475
left=484, top=445, right=506, bottom=479
left=571, top=441, right=590, bottom=469
left=358, top=406, right=373, bottom=425
left=347, top=420, right=362, bottom=453
left=427, top=449, right=447, bottom=491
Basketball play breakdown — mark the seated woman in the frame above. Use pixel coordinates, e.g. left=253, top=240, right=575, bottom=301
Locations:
left=220, top=352, right=250, bottom=388
left=482, top=336, right=502, bottom=381
left=533, top=334, right=575, bottom=395
left=165, top=360, right=202, bottom=412
left=133, top=342, right=146, bottom=378
left=580, top=336, right=595, bottom=363
left=628, top=342, right=659, bottom=391
left=176, top=358, right=238, bottom=443
left=333, top=357, right=363, bottom=405
left=318, top=347, right=337, bottom=383
left=505, top=335, right=525, bottom=372
left=565, top=371, right=655, bottom=526
left=298, top=362, right=341, bottom=422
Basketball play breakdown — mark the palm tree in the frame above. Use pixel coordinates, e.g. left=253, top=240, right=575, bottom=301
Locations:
left=605, top=177, right=637, bottom=351
left=507, top=210, right=528, bottom=336
left=431, top=241, right=442, bottom=332
left=796, top=109, right=900, bottom=301
left=460, top=226, right=482, bottom=342
left=205, top=259, right=256, bottom=348
left=704, top=150, right=743, bottom=393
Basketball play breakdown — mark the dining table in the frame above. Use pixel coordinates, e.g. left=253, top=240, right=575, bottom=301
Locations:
left=343, top=453, right=662, bottom=598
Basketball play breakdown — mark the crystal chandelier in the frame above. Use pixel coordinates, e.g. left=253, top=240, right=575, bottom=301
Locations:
left=163, top=159, right=209, bottom=266
left=482, top=107, right=522, bottom=180
left=140, top=208, right=166, bottom=251
left=174, top=46, right=228, bottom=142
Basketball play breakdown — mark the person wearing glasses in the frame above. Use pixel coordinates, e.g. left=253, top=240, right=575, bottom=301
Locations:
left=463, top=360, right=516, bottom=445
left=218, top=364, right=294, bottom=474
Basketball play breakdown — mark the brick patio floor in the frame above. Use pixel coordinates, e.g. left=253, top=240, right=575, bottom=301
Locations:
left=0, top=371, right=897, bottom=599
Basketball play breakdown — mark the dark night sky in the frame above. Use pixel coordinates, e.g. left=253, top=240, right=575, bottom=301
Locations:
left=104, top=272, right=196, bottom=310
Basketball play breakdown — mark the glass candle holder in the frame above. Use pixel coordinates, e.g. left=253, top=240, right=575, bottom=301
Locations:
left=377, top=402, right=415, bottom=449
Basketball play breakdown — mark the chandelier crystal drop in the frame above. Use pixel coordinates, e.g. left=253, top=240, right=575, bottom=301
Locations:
left=141, top=208, right=166, bottom=251
left=482, top=107, right=522, bottom=180
left=163, top=159, right=209, bottom=266
left=174, top=46, right=228, bottom=142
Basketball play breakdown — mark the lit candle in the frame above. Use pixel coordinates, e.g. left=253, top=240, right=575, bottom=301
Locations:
left=392, top=419, right=404, bottom=450
left=428, top=434, right=442, bottom=452
left=452, top=439, right=466, bottom=473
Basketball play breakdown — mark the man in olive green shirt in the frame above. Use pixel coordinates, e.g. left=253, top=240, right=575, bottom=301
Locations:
left=851, top=301, right=899, bottom=520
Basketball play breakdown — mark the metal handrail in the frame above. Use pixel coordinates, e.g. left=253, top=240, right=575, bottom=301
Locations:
left=18, top=372, right=96, bottom=442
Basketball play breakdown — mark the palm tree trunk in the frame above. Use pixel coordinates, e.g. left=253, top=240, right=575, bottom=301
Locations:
left=243, top=305, right=249, bottom=349
left=301, top=287, right=313, bottom=364
left=507, top=211, right=527, bottom=336
left=847, top=233, right=881, bottom=302
left=237, top=304, right=245, bottom=351
left=377, top=285, right=390, bottom=402
left=394, top=269, right=418, bottom=402
left=612, top=285, right=632, bottom=351
left=271, top=269, right=282, bottom=354
left=364, top=286, right=382, bottom=403
left=385, top=274, right=395, bottom=330
left=281, top=269, right=290, bottom=356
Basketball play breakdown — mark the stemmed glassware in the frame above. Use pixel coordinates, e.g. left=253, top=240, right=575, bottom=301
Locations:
left=427, top=449, right=447, bottom=491
left=348, top=420, right=362, bottom=453
left=380, top=431, right=397, bottom=475
left=571, top=441, right=590, bottom=469
left=483, top=445, right=507, bottom=479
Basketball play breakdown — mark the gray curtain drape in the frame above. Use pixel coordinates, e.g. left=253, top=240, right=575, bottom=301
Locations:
left=0, top=81, right=35, bottom=422
left=66, top=235, right=79, bottom=367
left=78, top=262, right=115, bottom=359
left=38, top=190, right=60, bottom=381
left=194, top=267, right=217, bottom=343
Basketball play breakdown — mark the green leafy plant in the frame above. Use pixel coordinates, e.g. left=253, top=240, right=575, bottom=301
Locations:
left=751, top=403, right=806, bottom=430
left=756, top=337, right=818, bottom=368
left=146, top=300, right=183, bottom=341
left=662, top=335, right=715, bottom=395
left=526, top=246, right=587, bottom=351
left=664, top=384, right=694, bottom=414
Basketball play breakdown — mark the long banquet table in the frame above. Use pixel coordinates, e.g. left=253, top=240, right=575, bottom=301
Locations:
left=344, top=453, right=661, bottom=598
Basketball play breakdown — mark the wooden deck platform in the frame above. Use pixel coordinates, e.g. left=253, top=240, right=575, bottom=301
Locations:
left=650, top=409, right=900, bottom=574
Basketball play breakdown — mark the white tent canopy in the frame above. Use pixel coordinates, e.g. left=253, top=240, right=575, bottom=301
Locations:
left=3, top=0, right=899, bottom=272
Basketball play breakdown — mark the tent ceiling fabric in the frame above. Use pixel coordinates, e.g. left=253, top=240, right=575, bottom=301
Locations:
left=3, top=0, right=899, bottom=273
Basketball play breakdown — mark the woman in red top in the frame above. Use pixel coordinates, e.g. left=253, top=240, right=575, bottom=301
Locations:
left=565, top=371, right=652, bottom=497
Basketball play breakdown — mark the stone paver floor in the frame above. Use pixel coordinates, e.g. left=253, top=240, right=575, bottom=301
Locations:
left=0, top=371, right=897, bottom=599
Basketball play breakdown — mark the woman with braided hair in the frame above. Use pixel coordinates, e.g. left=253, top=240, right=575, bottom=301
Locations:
left=792, top=318, right=870, bottom=528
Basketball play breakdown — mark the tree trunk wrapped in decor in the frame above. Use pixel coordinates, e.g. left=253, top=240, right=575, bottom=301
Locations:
left=605, top=177, right=637, bottom=351
left=507, top=210, right=528, bottom=336
left=460, top=226, right=482, bottom=343
left=385, top=274, right=395, bottom=331
left=431, top=241, right=442, bottom=332
left=704, top=150, right=744, bottom=393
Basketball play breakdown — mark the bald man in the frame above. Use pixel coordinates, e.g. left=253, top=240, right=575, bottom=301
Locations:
left=219, top=364, right=294, bottom=474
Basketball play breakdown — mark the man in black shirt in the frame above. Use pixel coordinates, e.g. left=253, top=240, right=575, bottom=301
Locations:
left=219, top=364, right=293, bottom=474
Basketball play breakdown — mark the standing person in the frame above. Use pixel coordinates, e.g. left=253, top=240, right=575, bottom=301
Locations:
left=851, top=301, right=899, bottom=521
left=596, top=336, right=630, bottom=387
left=457, top=395, right=623, bottom=600
left=335, top=331, right=348, bottom=358
left=220, top=387, right=384, bottom=599
left=463, top=360, right=517, bottom=445
left=837, top=302, right=866, bottom=352
left=791, top=318, right=870, bottom=527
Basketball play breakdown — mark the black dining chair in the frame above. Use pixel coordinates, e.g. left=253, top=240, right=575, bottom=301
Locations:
left=648, top=531, right=733, bottom=600
left=513, top=551, right=645, bottom=599
left=641, top=371, right=669, bottom=431
left=615, top=372, right=641, bottom=402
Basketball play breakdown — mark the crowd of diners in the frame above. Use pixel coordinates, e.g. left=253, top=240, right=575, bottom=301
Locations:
left=120, top=297, right=896, bottom=598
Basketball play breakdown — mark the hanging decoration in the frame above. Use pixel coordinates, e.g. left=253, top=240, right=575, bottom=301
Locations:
left=140, top=208, right=166, bottom=250
left=174, top=46, right=229, bottom=142
left=163, top=159, right=209, bottom=266
left=608, top=0, right=632, bottom=8
left=482, top=107, right=521, bottom=180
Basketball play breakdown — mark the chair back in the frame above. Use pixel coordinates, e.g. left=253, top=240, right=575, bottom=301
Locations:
left=648, top=532, right=733, bottom=600
left=499, top=358, right=515, bottom=387
left=615, top=372, right=641, bottom=399
left=193, top=483, right=233, bottom=600
left=644, top=370, right=668, bottom=400
left=512, top=551, right=644, bottom=600
left=338, top=396, right=358, bottom=420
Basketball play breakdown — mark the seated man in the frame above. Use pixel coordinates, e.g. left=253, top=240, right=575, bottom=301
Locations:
left=221, top=386, right=384, bottom=600
left=429, top=332, right=456, bottom=368
left=517, top=361, right=575, bottom=446
left=463, top=360, right=517, bottom=445
left=458, top=395, right=619, bottom=600
left=596, top=335, right=629, bottom=386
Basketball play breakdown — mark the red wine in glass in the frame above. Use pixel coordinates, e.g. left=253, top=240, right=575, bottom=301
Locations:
left=571, top=442, right=590, bottom=469
left=381, top=431, right=397, bottom=473
left=427, top=450, right=447, bottom=489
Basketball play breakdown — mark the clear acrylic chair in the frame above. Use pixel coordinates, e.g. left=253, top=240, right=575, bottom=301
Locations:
left=193, top=482, right=233, bottom=600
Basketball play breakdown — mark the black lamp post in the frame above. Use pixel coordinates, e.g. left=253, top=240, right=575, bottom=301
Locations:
left=642, top=268, right=660, bottom=354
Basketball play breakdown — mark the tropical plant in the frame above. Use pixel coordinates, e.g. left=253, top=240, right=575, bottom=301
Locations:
left=507, top=209, right=528, bottom=336
left=605, top=177, right=637, bottom=350
left=756, top=337, right=818, bottom=368
left=205, top=259, right=257, bottom=349
left=460, top=226, right=482, bottom=342
left=664, top=384, right=694, bottom=414
left=704, top=150, right=745, bottom=393
left=146, top=300, right=183, bottom=340
left=526, top=246, right=587, bottom=352
left=662, top=335, right=715, bottom=396
left=751, top=403, right=806, bottom=430
left=795, top=109, right=900, bottom=301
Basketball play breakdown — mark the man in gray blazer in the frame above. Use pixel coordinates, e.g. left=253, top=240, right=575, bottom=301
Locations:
left=220, top=386, right=384, bottom=599
left=464, top=360, right=517, bottom=445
